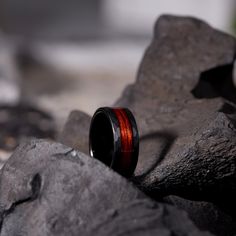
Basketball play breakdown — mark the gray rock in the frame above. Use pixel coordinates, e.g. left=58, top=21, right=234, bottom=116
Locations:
left=164, top=196, right=236, bottom=236
left=115, top=15, right=236, bottom=202
left=0, top=139, right=211, bottom=236
left=59, top=110, right=91, bottom=155
left=114, top=15, right=236, bottom=235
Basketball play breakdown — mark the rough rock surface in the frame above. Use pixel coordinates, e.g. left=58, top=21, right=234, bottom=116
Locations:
left=115, top=15, right=236, bottom=204
left=59, top=110, right=91, bottom=155
left=164, top=196, right=236, bottom=236
left=60, top=15, right=236, bottom=235
left=115, top=15, right=236, bottom=235
left=0, top=139, right=211, bottom=236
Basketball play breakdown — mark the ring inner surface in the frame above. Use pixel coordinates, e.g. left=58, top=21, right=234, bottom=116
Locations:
left=90, top=112, right=114, bottom=166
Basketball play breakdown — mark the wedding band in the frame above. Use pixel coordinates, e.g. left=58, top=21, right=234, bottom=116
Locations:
left=89, top=107, right=139, bottom=177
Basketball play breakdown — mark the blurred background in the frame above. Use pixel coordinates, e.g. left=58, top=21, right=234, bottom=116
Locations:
left=0, top=0, right=235, bottom=163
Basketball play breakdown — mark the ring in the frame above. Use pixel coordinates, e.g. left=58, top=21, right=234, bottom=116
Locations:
left=89, top=107, right=139, bottom=177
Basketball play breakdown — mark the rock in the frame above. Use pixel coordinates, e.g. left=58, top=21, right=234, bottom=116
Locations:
left=115, top=15, right=236, bottom=202
left=0, top=37, right=57, bottom=166
left=0, top=150, right=12, bottom=169
left=59, top=110, right=91, bottom=155
left=58, top=15, right=236, bottom=235
left=114, top=15, right=236, bottom=234
left=0, top=139, right=211, bottom=236
left=164, top=196, right=236, bottom=236
left=0, top=104, right=56, bottom=151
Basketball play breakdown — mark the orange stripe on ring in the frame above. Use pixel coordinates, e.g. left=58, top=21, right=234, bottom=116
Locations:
left=112, top=108, right=133, bottom=170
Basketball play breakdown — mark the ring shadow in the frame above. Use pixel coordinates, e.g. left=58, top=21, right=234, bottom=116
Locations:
left=132, top=131, right=177, bottom=182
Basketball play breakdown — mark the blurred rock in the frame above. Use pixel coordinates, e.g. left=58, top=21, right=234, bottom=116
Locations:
left=0, top=34, right=58, bottom=166
left=0, top=139, right=211, bottom=236
left=59, top=110, right=91, bottom=155
left=0, top=104, right=56, bottom=151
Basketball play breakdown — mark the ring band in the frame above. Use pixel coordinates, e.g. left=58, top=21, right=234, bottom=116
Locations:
left=89, top=107, right=139, bottom=177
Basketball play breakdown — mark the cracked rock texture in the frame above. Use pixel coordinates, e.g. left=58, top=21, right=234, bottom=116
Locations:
left=115, top=15, right=236, bottom=208
left=0, top=139, right=211, bottom=236
left=60, top=15, right=236, bottom=236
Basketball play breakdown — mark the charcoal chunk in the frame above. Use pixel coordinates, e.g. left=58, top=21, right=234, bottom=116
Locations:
left=59, top=110, right=91, bottom=155
left=0, top=139, right=210, bottom=236
left=114, top=15, right=236, bottom=235
left=114, top=15, right=236, bottom=202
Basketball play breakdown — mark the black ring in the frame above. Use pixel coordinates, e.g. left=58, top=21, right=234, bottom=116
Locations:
left=89, top=107, right=139, bottom=177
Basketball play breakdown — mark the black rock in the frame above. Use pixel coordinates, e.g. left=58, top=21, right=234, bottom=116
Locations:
left=114, top=15, right=236, bottom=235
left=59, top=15, right=236, bottom=235
left=0, top=139, right=211, bottom=236
left=0, top=104, right=56, bottom=151
left=114, top=14, right=236, bottom=202
left=59, top=110, right=91, bottom=155
left=164, top=196, right=236, bottom=236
